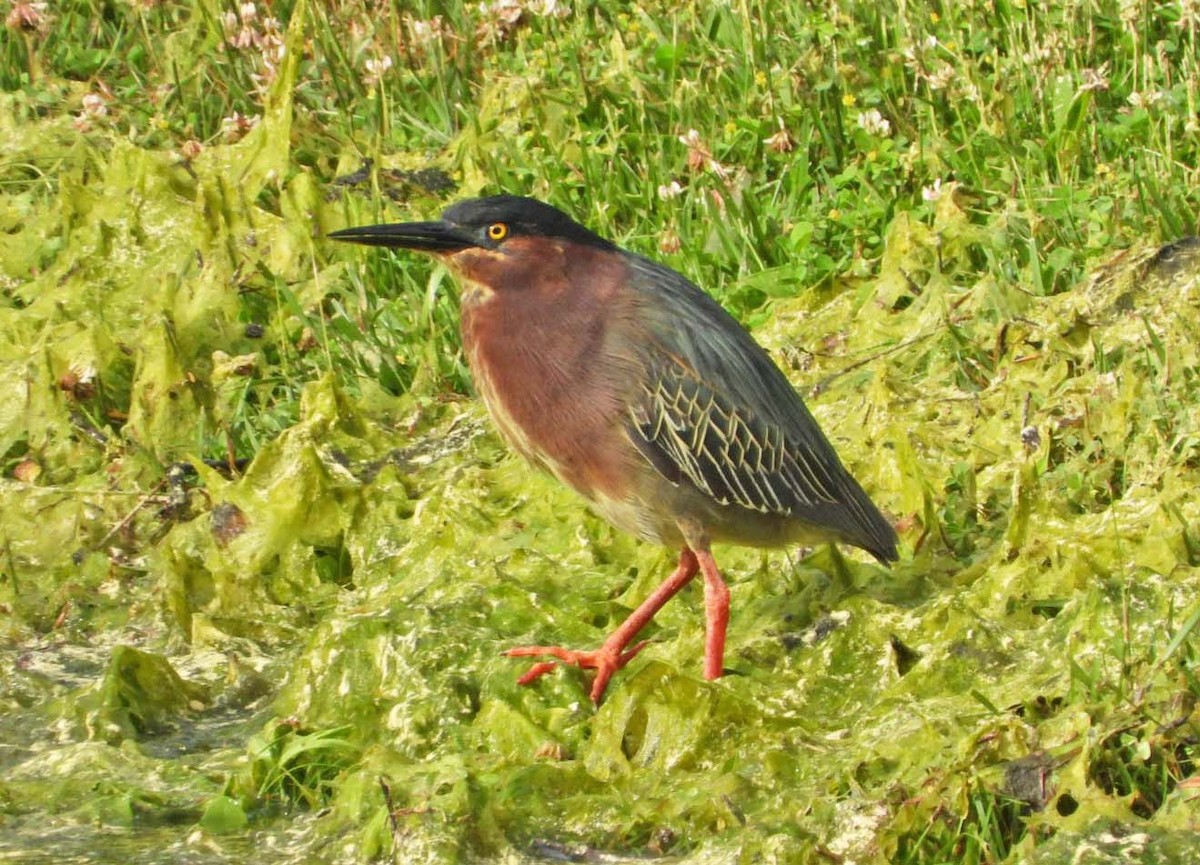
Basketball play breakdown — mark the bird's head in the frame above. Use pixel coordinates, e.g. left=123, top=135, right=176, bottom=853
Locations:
left=329, top=196, right=616, bottom=300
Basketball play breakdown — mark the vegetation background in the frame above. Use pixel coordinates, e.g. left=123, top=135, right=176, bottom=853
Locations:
left=2, top=0, right=1200, bottom=862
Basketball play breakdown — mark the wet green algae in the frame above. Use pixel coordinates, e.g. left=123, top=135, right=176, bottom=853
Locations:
left=2, top=56, right=1200, bottom=865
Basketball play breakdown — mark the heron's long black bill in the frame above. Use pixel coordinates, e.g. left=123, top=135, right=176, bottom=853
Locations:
left=327, top=221, right=474, bottom=252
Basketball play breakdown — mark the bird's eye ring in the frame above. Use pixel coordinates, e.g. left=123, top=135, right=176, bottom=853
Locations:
left=487, top=222, right=509, bottom=242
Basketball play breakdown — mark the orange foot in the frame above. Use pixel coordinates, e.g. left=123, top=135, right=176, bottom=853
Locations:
left=505, top=641, right=651, bottom=704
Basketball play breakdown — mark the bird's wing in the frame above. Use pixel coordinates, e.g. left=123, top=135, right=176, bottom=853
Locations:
left=621, top=254, right=897, bottom=559
left=628, top=350, right=841, bottom=513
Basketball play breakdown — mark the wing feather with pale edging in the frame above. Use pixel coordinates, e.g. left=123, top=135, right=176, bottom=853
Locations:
left=620, top=254, right=898, bottom=560
left=628, top=355, right=844, bottom=515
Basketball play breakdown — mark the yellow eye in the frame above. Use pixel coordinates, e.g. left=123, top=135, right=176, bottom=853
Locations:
left=487, top=222, right=509, bottom=242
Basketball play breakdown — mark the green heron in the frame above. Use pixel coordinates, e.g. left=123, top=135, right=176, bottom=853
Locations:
left=330, top=195, right=897, bottom=703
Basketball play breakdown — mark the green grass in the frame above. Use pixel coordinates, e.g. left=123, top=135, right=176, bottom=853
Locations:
left=2, top=0, right=1200, bottom=863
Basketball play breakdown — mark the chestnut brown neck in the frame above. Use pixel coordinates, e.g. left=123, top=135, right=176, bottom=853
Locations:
left=452, top=238, right=636, bottom=498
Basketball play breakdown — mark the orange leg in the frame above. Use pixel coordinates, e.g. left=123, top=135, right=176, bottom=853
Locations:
left=696, top=548, right=730, bottom=680
left=506, top=548, right=700, bottom=703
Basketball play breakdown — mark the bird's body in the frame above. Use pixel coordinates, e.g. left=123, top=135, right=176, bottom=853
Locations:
left=330, top=196, right=897, bottom=702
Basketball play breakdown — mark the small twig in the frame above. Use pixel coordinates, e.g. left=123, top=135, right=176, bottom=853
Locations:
left=379, top=778, right=401, bottom=840
left=811, top=328, right=940, bottom=394
left=94, top=479, right=169, bottom=549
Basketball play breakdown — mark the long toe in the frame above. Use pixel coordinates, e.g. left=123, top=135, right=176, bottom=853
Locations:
left=504, top=642, right=649, bottom=703
left=514, top=661, right=559, bottom=686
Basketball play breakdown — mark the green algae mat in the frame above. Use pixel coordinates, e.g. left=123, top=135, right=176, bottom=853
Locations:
left=3, top=1, right=1200, bottom=863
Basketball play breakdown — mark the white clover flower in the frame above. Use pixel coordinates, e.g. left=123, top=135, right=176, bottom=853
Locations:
left=657, top=181, right=684, bottom=200
left=364, top=55, right=393, bottom=86
left=856, top=109, right=891, bottom=136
